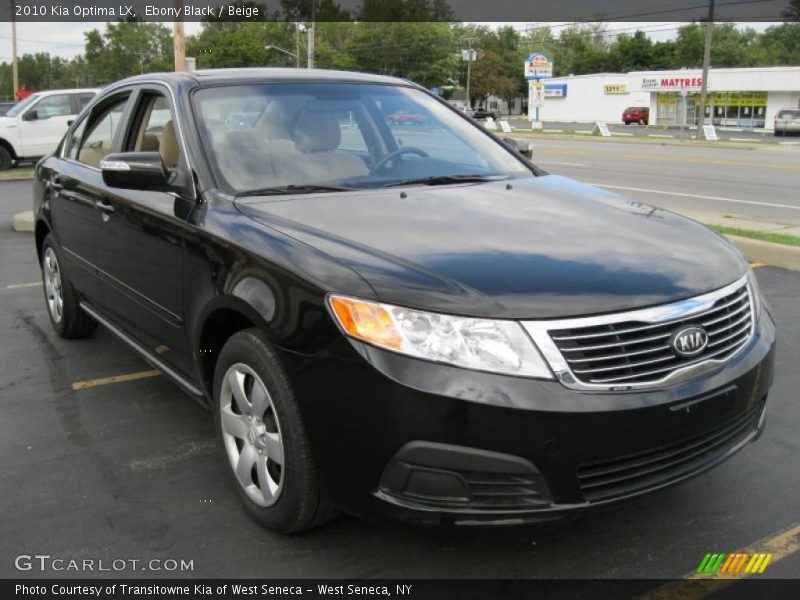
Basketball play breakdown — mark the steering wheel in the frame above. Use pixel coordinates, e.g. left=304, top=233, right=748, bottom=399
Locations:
left=369, top=146, right=429, bottom=176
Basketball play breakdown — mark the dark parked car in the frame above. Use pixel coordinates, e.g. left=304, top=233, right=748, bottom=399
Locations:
left=34, top=69, right=775, bottom=533
left=472, top=106, right=498, bottom=120
left=623, top=106, right=649, bottom=125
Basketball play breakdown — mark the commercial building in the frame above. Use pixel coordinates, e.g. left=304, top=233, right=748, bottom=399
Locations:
left=530, top=66, right=800, bottom=130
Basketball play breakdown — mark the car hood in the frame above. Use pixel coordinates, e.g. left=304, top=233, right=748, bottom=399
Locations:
left=235, top=175, right=747, bottom=319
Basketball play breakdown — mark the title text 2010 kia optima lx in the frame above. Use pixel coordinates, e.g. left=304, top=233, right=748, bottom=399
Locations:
left=33, top=69, right=775, bottom=532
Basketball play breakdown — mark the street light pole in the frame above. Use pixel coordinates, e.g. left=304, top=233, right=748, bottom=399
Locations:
left=264, top=45, right=297, bottom=65
left=295, top=23, right=300, bottom=68
left=696, top=0, right=715, bottom=136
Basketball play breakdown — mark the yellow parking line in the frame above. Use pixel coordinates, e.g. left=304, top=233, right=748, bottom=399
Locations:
left=749, top=262, right=767, bottom=268
left=71, top=369, right=161, bottom=390
left=6, top=282, right=42, bottom=289
left=638, top=522, right=800, bottom=600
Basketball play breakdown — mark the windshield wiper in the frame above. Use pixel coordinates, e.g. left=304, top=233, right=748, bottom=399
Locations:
left=380, top=174, right=507, bottom=188
left=236, top=184, right=354, bottom=197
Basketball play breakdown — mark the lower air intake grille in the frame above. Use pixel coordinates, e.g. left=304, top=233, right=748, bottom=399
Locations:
left=577, top=400, right=763, bottom=502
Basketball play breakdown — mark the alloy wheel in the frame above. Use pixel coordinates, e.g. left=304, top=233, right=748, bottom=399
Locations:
left=43, top=247, right=64, bottom=323
left=219, top=362, right=285, bottom=507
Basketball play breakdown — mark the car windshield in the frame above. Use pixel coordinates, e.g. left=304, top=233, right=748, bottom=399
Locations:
left=778, top=110, right=800, bottom=118
left=6, top=94, right=40, bottom=117
left=192, top=82, right=531, bottom=195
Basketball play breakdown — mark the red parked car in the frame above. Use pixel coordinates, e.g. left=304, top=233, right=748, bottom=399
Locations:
left=623, top=106, right=649, bottom=125
left=387, top=110, right=427, bottom=125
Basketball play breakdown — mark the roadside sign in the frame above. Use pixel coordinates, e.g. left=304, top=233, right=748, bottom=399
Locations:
left=499, top=120, right=512, bottom=133
left=593, top=122, right=611, bottom=137
left=701, top=124, right=718, bottom=141
left=524, top=52, right=553, bottom=80
left=531, top=82, right=545, bottom=108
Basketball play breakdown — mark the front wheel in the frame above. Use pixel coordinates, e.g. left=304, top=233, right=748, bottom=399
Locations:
left=213, top=329, right=338, bottom=533
left=0, top=146, right=13, bottom=170
left=41, top=234, right=97, bottom=338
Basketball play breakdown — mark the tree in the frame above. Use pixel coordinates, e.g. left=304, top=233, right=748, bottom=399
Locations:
left=783, top=0, right=800, bottom=20
left=469, top=50, right=517, bottom=107
left=758, top=22, right=800, bottom=65
left=84, top=21, right=173, bottom=85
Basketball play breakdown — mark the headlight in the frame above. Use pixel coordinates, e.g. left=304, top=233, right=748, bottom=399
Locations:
left=747, top=268, right=762, bottom=322
left=327, top=295, right=553, bottom=379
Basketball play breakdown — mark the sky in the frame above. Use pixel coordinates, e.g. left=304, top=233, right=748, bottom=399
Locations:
left=0, top=21, right=776, bottom=62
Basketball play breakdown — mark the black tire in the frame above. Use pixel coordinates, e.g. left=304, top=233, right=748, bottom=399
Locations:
left=41, top=234, right=97, bottom=338
left=213, top=328, right=338, bottom=533
left=0, top=146, right=12, bottom=170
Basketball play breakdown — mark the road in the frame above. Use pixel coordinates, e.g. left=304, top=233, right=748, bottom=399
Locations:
left=0, top=150, right=798, bottom=585
left=504, top=118, right=796, bottom=143
left=516, top=138, right=800, bottom=226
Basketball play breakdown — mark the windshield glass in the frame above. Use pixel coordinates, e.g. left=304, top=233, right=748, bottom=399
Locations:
left=192, top=83, right=531, bottom=194
left=778, top=110, right=800, bottom=118
left=6, top=94, right=40, bottom=117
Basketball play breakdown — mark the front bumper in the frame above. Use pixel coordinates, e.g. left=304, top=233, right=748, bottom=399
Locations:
left=291, top=308, right=776, bottom=526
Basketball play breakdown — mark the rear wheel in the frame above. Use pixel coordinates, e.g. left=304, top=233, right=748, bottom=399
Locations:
left=41, top=234, right=97, bottom=338
left=213, top=328, right=338, bottom=533
left=0, top=146, right=12, bottom=170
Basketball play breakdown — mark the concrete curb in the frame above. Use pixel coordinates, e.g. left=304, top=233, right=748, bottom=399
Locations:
left=12, top=210, right=34, bottom=233
left=725, top=235, right=800, bottom=271
left=0, top=174, right=34, bottom=182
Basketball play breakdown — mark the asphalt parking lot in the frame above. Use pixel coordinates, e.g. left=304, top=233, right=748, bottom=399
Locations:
left=1, top=162, right=798, bottom=587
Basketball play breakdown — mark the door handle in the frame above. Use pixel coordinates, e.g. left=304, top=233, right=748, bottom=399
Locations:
left=51, top=175, right=63, bottom=190
left=96, top=200, right=115, bottom=213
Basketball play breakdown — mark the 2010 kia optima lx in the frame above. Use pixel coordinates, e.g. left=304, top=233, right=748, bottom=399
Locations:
left=33, top=69, right=776, bottom=532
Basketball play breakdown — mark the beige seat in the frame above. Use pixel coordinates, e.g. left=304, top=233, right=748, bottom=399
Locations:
left=281, top=111, right=368, bottom=184
left=160, top=121, right=180, bottom=170
left=140, top=133, right=160, bottom=152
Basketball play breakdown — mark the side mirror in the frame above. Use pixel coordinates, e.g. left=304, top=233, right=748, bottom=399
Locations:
left=503, top=137, right=533, bottom=159
left=100, top=151, right=172, bottom=191
left=23, top=110, right=38, bottom=121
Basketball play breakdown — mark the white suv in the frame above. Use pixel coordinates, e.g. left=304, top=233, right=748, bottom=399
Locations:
left=0, top=88, right=98, bottom=169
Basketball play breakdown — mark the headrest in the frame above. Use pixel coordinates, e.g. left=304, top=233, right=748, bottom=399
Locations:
left=140, top=133, right=160, bottom=152
left=291, top=111, right=341, bottom=153
left=259, top=99, right=292, bottom=140
left=160, top=120, right=180, bottom=170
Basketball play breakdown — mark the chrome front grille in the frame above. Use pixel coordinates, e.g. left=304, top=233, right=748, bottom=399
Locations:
left=522, top=274, right=756, bottom=390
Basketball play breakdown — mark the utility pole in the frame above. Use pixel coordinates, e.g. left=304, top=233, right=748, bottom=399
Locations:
left=307, top=1, right=316, bottom=69
left=10, top=0, right=19, bottom=98
left=173, top=0, right=186, bottom=71
left=696, top=0, right=715, bottom=136
left=462, top=48, right=476, bottom=109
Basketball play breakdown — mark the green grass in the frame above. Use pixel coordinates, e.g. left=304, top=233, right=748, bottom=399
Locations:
left=0, top=167, right=34, bottom=180
left=710, top=224, right=800, bottom=248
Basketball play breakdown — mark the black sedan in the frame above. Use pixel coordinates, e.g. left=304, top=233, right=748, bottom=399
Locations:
left=33, top=69, right=775, bottom=532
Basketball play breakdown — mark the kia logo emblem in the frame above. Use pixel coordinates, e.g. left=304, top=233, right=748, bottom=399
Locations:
left=670, top=325, right=709, bottom=358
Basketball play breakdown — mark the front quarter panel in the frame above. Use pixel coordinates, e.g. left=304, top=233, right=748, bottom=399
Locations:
left=182, top=191, right=378, bottom=388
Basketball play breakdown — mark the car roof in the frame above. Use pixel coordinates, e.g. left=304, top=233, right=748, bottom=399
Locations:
left=113, top=68, right=414, bottom=89
left=31, top=88, right=99, bottom=95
